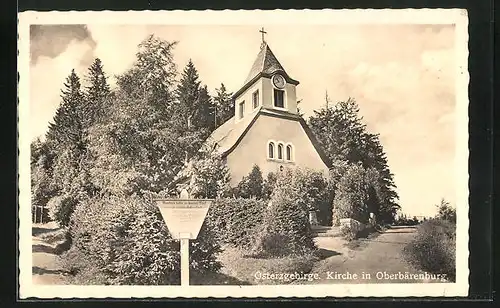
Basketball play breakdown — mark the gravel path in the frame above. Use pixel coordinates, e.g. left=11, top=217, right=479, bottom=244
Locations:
left=294, top=226, right=446, bottom=284
left=32, top=224, right=69, bottom=285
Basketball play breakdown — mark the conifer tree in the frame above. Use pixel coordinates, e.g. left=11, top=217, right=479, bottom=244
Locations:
left=296, top=99, right=305, bottom=118
left=213, top=83, right=234, bottom=128
left=173, top=60, right=215, bottom=163
left=363, top=132, right=400, bottom=221
left=46, top=69, right=86, bottom=152
left=197, top=85, right=215, bottom=132
left=84, top=58, right=111, bottom=125
left=43, top=69, right=93, bottom=225
left=175, top=59, right=202, bottom=130
left=308, top=98, right=367, bottom=165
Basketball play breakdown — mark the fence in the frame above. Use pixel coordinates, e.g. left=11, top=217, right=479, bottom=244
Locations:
left=32, top=205, right=49, bottom=224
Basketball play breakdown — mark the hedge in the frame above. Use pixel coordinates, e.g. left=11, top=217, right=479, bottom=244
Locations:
left=208, top=197, right=267, bottom=249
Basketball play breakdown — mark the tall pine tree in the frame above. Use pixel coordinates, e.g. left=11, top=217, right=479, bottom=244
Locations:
left=46, top=69, right=86, bottom=152
left=198, top=85, right=216, bottom=132
left=43, top=69, right=94, bottom=225
left=84, top=58, right=111, bottom=125
left=174, top=60, right=214, bottom=163
left=213, top=83, right=233, bottom=128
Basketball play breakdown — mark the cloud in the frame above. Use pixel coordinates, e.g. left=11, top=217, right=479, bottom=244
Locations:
left=30, top=38, right=94, bottom=140
left=30, top=25, right=96, bottom=65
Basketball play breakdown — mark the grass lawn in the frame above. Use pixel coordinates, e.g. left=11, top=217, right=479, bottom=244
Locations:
left=202, top=247, right=318, bottom=285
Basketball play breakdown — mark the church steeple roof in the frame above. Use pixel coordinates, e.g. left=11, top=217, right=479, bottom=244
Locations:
left=234, top=41, right=299, bottom=100
left=244, top=42, right=286, bottom=84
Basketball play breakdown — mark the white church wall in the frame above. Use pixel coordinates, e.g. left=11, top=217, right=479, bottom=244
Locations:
left=226, top=114, right=330, bottom=186
left=261, top=77, right=274, bottom=109
left=234, top=79, right=263, bottom=122
left=285, top=83, right=297, bottom=113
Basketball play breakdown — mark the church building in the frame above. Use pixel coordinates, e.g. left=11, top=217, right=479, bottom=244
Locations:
left=206, top=33, right=331, bottom=186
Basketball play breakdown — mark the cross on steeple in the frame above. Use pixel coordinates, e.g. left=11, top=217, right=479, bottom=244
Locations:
left=259, top=27, right=267, bottom=43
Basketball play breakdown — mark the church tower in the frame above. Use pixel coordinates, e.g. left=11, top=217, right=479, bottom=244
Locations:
left=201, top=28, right=331, bottom=187
left=232, top=32, right=300, bottom=122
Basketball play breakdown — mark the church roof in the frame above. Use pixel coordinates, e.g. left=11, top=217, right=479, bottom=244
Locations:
left=233, top=42, right=299, bottom=100
left=204, top=107, right=332, bottom=168
left=204, top=108, right=261, bottom=155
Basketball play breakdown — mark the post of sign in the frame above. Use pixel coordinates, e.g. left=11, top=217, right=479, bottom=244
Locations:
left=154, top=190, right=213, bottom=287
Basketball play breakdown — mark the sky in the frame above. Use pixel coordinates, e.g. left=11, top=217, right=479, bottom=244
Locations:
left=29, top=24, right=457, bottom=217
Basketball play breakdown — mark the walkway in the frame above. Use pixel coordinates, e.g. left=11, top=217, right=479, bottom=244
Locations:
left=295, top=226, right=445, bottom=284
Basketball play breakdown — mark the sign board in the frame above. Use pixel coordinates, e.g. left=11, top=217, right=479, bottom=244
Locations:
left=154, top=199, right=213, bottom=240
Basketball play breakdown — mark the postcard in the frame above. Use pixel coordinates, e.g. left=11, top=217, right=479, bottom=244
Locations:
left=18, top=8, right=469, bottom=298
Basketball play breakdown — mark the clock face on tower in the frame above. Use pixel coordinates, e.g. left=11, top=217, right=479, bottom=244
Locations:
left=272, top=74, right=286, bottom=89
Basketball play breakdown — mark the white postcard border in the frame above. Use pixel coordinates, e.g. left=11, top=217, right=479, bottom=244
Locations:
left=18, top=8, right=470, bottom=298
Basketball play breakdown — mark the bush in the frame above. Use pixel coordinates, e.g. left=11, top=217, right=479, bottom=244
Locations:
left=208, top=197, right=267, bottom=249
left=63, top=194, right=222, bottom=285
left=47, top=194, right=78, bottom=227
left=250, top=168, right=316, bottom=257
left=403, top=219, right=456, bottom=281
left=393, top=215, right=422, bottom=226
left=233, top=165, right=264, bottom=199
left=261, top=172, right=277, bottom=200
left=187, top=151, right=232, bottom=199
left=340, top=224, right=358, bottom=241
left=331, top=162, right=382, bottom=225
left=291, top=168, right=333, bottom=226
left=436, top=199, right=456, bottom=223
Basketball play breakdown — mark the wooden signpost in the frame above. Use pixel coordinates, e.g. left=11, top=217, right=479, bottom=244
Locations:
left=154, top=194, right=213, bottom=286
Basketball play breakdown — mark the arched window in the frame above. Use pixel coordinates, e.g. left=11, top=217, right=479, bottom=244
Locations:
left=277, top=143, right=283, bottom=160
left=286, top=144, right=292, bottom=161
left=268, top=142, right=275, bottom=159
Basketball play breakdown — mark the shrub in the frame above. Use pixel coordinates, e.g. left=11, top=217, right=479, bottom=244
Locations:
left=63, top=194, right=222, bottom=285
left=292, top=168, right=333, bottom=225
left=261, top=172, right=277, bottom=200
left=331, top=163, right=382, bottom=224
left=208, top=197, right=267, bottom=249
left=394, top=215, right=421, bottom=226
left=47, top=194, right=78, bottom=227
left=31, top=152, right=57, bottom=223
left=258, top=167, right=332, bottom=224
left=339, top=218, right=365, bottom=241
left=340, top=224, right=358, bottom=241
left=234, top=165, right=264, bottom=199
left=403, top=219, right=456, bottom=281
left=187, top=151, right=232, bottom=199
left=251, top=168, right=316, bottom=257
left=436, top=199, right=456, bottom=223
left=251, top=231, right=295, bottom=257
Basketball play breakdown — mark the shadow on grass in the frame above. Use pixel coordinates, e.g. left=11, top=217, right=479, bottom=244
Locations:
left=32, top=226, right=58, bottom=237
left=191, top=271, right=252, bottom=285
left=32, top=266, right=70, bottom=276
left=315, top=248, right=341, bottom=260
left=32, top=244, right=57, bottom=254
left=382, top=230, right=417, bottom=234
left=345, top=228, right=383, bottom=251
